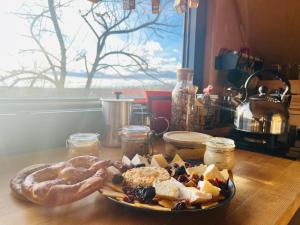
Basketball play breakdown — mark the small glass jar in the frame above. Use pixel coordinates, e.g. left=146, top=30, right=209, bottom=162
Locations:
left=66, top=133, right=100, bottom=159
left=204, top=137, right=235, bottom=170
left=121, top=126, right=151, bottom=158
left=171, top=68, right=197, bottom=131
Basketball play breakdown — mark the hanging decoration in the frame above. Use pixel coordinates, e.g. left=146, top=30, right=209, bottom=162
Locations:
left=152, top=0, right=160, bottom=14
left=174, top=0, right=199, bottom=13
left=123, top=0, right=135, bottom=10
left=174, top=0, right=187, bottom=13
left=188, top=0, right=199, bottom=8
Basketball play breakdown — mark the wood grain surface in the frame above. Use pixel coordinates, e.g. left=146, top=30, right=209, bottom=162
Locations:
left=0, top=140, right=300, bottom=225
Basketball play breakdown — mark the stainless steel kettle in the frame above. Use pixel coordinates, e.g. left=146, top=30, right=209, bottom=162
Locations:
left=234, top=69, right=291, bottom=135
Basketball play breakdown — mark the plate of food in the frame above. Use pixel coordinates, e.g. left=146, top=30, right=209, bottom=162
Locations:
left=100, top=153, right=236, bottom=212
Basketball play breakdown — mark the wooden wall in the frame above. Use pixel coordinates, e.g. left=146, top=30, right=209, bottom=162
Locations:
left=203, top=0, right=300, bottom=90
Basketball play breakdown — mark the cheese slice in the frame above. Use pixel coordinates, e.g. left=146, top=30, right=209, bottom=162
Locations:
left=169, top=178, right=212, bottom=203
left=122, top=155, right=132, bottom=167
left=151, top=154, right=169, bottom=168
left=186, top=164, right=207, bottom=176
left=106, top=166, right=121, bottom=180
left=203, top=164, right=225, bottom=182
left=171, top=154, right=185, bottom=166
left=220, top=169, right=230, bottom=181
left=153, top=179, right=180, bottom=200
left=131, top=154, right=149, bottom=166
left=180, top=187, right=212, bottom=204
left=198, top=180, right=221, bottom=197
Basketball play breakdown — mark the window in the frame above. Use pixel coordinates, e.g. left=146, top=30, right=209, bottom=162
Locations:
left=0, top=0, right=184, bottom=96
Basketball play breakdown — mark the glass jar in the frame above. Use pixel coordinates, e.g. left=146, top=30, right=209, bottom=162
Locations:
left=204, top=137, right=235, bottom=170
left=171, top=68, right=197, bottom=131
left=66, top=133, right=100, bottom=159
left=121, top=126, right=151, bottom=158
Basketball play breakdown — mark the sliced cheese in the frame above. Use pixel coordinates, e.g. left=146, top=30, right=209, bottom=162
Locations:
left=131, top=154, right=149, bottom=166
left=186, top=164, right=207, bottom=176
left=169, top=178, right=212, bottom=203
left=154, top=179, right=180, bottom=200
left=106, top=166, right=121, bottom=180
left=203, top=164, right=225, bottom=182
left=151, top=154, right=169, bottom=168
left=171, top=154, right=185, bottom=166
left=180, top=187, right=212, bottom=204
left=198, top=180, right=221, bottom=197
left=122, top=155, right=132, bottom=167
left=220, top=169, right=230, bottom=181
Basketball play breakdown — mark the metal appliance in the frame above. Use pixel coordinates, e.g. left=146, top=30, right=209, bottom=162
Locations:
left=232, top=69, right=292, bottom=157
left=101, top=92, right=133, bottom=147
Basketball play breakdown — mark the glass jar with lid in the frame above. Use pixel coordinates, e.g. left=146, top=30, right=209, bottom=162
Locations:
left=204, top=137, right=235, bottom=170
left=171, top=68, right=197, bottom=131
left=121, top=126, right=152, bottom=158
left=66, top=133, right=101, bottom=159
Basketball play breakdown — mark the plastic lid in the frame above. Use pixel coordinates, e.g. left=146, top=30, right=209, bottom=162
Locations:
left=68, top=133, right=99, bottom=144
left=206, top=137, right=235, bottom=150
left=163, top=131, right=212, bottom=147
left=122, top=126, right=151, bottom=139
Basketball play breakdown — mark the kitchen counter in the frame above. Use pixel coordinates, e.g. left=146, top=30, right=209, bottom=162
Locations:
left=1, top=141, right=300, bottom=225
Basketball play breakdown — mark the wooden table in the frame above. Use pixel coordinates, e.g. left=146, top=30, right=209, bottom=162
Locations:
left=1, top=141, right=300, bottom=225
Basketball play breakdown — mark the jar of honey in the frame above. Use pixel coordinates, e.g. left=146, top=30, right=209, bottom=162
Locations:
left=66, top=133, right=101, bottom=159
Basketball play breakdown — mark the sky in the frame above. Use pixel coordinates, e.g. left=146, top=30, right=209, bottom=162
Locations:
left=0, top=0, right=183, bottom=88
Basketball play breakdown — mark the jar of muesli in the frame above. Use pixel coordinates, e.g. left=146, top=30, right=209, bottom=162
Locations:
left=171, top=68, right=197, bottom=131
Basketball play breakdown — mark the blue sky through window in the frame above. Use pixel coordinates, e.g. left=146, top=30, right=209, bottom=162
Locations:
left=0, top=0, right=183, bottom=88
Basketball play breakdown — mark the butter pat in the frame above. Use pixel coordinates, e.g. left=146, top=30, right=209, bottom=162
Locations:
left=203, top=164, right=225, bottom=182
left=186, top=164, right=207, bottom=176
left=198, top=180, right=220, bottom=197
left=151, top=154, right=169, bottom=168
left=171, top=154, right=185, bottom=166
left=131, top=154, right=149, bottom=166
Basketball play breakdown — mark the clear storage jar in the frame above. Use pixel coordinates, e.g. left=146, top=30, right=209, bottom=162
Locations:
left=204, top=137, right=235, bottom=170
left=66, top=133, right=100, bottom=159
left=171, top=68, right=197, bottom=131
left=121, top=126, right=151, bottom=158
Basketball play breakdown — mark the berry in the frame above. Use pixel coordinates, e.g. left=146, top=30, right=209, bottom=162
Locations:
left=185, top=162, right=192, bottom=168
left=173, top=163, right=179, bottom=168
left=134, top=187, right=156, bottom=203
left=123, top=195, right=134, bottom=203
left=175, top=166, right=186, bottom=176
left=112, top=174, right=124, bottom=184
left=173, top=201, right=187, bottom=210
left=177, top=175, right=188, bottom=183
left=134, top=163, right=145, bottom=168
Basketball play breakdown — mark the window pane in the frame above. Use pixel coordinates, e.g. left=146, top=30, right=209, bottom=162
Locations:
left=0, top=0, right=183, bottom=95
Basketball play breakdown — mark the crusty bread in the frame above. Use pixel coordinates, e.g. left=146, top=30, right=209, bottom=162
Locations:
left=10, top=163, right=51, bottom=201
left=21, top=156, right=111, bottom=206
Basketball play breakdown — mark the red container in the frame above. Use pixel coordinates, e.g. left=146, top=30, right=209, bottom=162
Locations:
left=144, top=91, right=172, bottom=135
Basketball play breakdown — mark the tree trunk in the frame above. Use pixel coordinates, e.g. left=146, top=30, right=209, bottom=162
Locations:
left=48, top=0, right=67, bottom=88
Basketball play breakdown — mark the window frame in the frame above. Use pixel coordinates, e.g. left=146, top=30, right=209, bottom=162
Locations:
left=182, top=0, right=207, bottom=91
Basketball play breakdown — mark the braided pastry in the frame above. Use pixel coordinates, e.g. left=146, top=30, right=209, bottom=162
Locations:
left=21, top=156, right=111, bottom=206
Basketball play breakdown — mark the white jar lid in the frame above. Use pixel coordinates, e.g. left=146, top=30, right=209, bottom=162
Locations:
left=206, top=137, right=235, bottom=150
